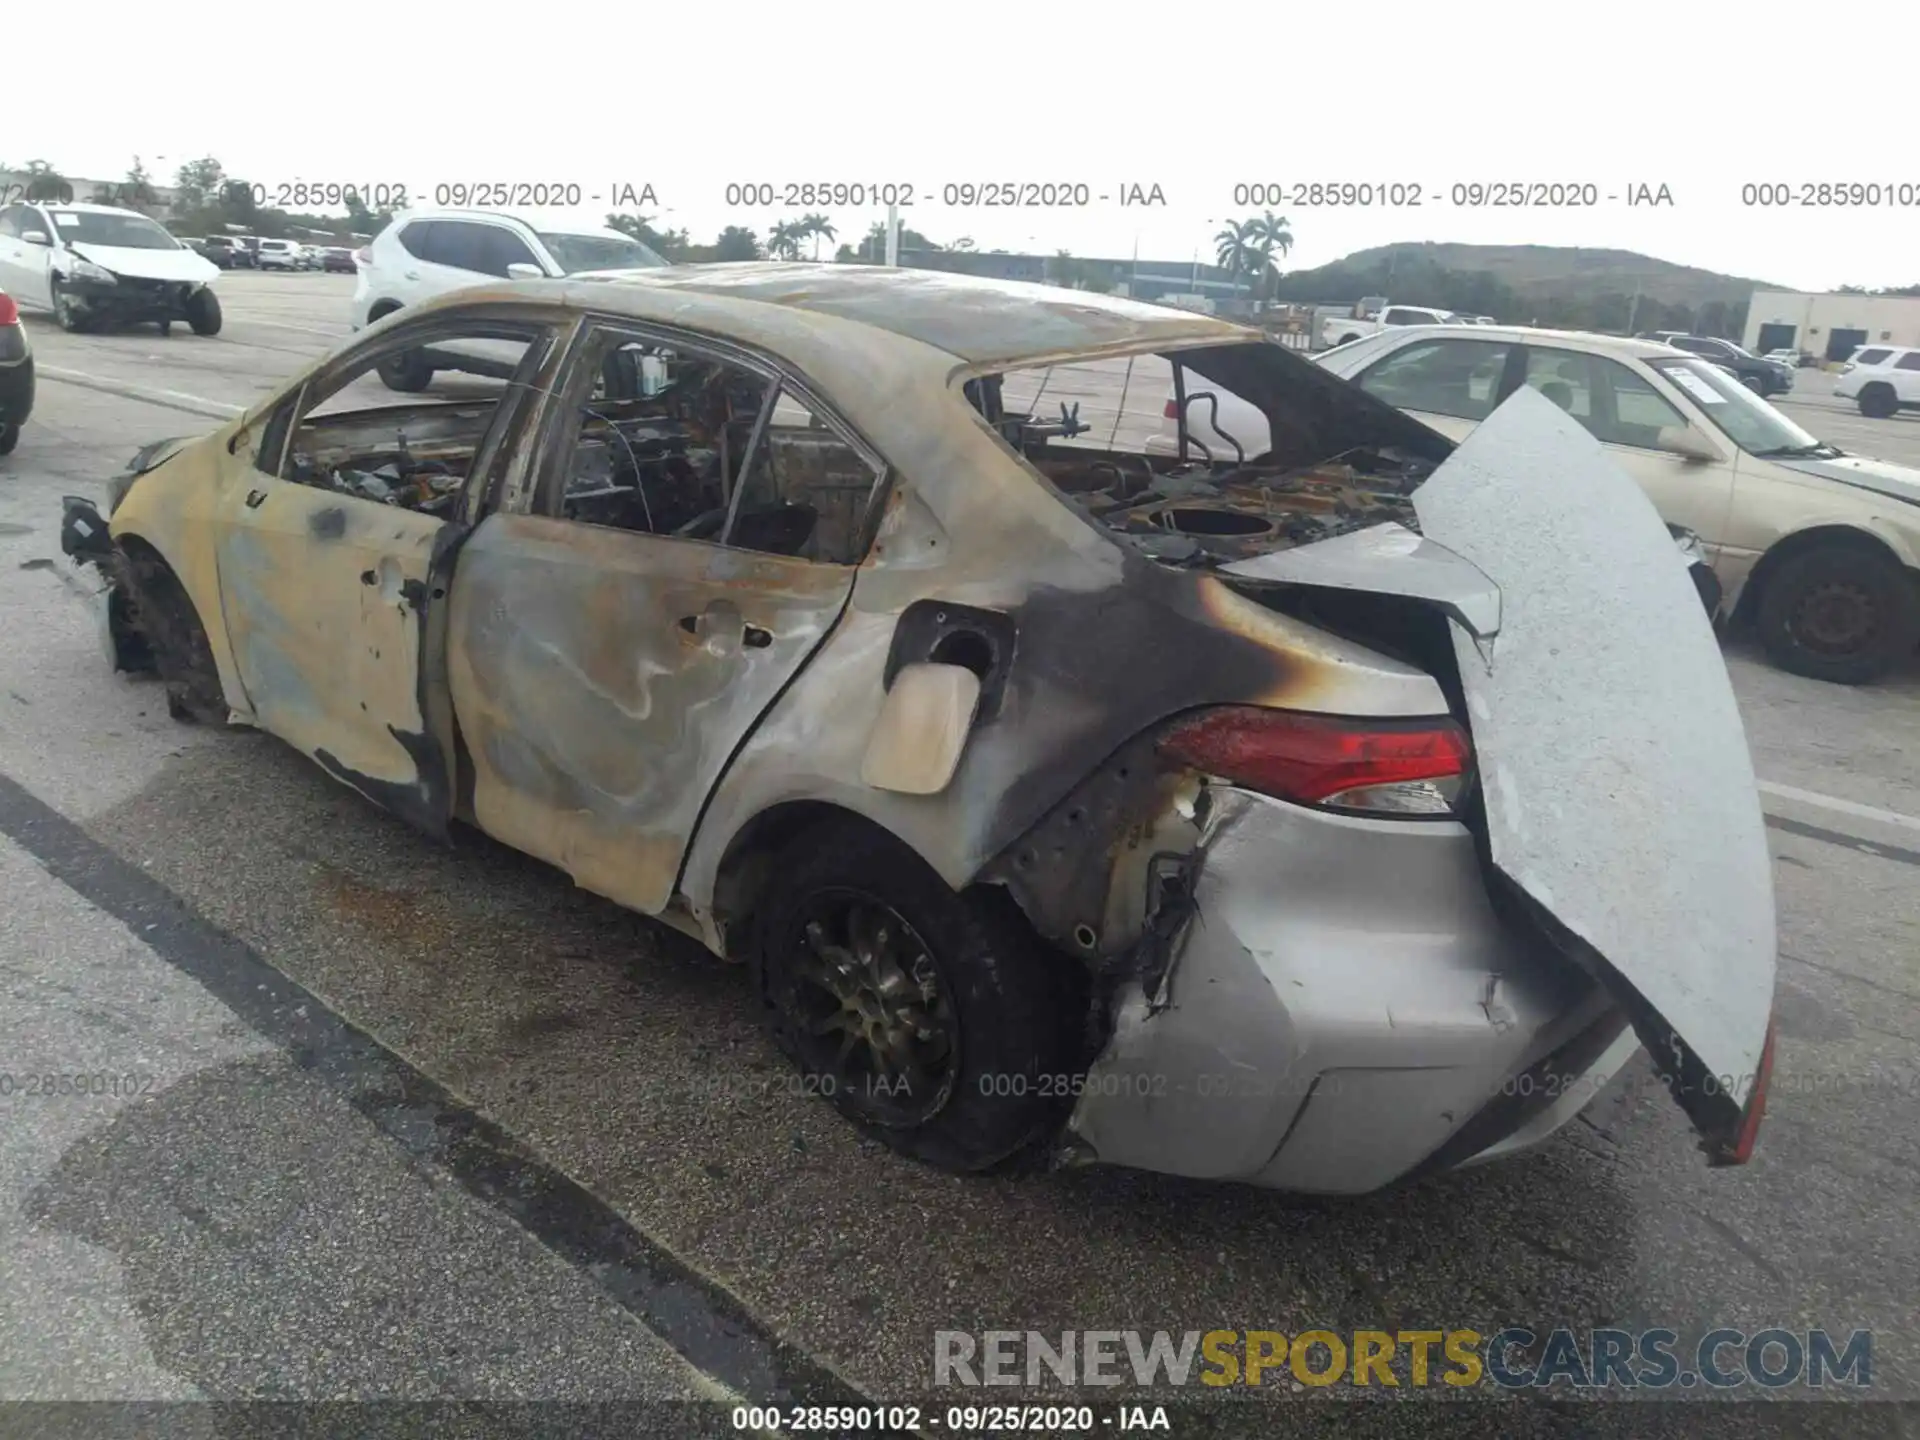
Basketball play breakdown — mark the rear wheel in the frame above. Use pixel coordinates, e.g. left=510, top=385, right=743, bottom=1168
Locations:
left=186, top=287, right=222, bottom=336
left=752, top=819, right=1084, bottom=1173
left=1858, top=383, right=1899, bottom=419
left=1755, top=544, right=1920, bottom=684
left=0, top=423, right=18, bottom=456
left=1741, top=372, right=1765, bottom=394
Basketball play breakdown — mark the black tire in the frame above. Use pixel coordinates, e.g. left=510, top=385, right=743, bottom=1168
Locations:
left=124, top=553, right=227, bottom=723
left=1858, top=383, right=1898, bottom=420
left=49, top=278, right=86, bottom=333
left=1755, top=544, right=1920, bottom=685
left=1740, top=372, right=1765, bottom=394
left=1338, top=333, right=1361, bottom=346
left=378, top=349, right=434, bottom=392
left=751, top=819, right=1083, bottom=1173
left=0, top=423, right=17, bottom=456
left=186, top=287, right=222, bottom=336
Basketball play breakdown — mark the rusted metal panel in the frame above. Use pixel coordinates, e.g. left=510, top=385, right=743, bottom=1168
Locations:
left=215, top=481, right=452, bottom=831
left=444, top=513, right=855, bottom=916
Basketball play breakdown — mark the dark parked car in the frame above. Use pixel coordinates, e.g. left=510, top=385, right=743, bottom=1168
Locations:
left=0, top=287, right=33, bottom=456
left=197, top=236, right=246, bottom=270
left=321, top=246, right=356, bottom=274
left=1661, top=335, right=1791, bottom=396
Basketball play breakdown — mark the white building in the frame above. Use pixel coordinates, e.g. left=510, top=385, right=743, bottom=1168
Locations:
left=1743, top=289, right=1920, bottom=363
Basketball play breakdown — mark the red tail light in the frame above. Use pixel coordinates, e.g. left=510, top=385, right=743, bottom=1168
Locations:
left=0, top=294, right=18, bottom=326
left=1163, top=397, right=1180, bottom=419
left=1158, top=707, right=1471, bottom=817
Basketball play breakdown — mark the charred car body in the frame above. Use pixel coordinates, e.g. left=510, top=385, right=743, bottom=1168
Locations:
left=61, top=265, right=1778, bottom=1192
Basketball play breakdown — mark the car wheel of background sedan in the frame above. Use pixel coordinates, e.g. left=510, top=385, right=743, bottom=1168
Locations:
left=752, top=818, right=1085, bottom=1173
left=49, top=279, right=86, bottom=333
left=186, top=288, right=223, bottom=337
left=0, top=423, right=18, bottom=456
left=1857, top=383, right=1899, bottom=420
left=377, top=350, right=434, bottom=393
left=1755, top=544, right=1920, bottom=685
left=1740, top=373, right=1765, bottom=394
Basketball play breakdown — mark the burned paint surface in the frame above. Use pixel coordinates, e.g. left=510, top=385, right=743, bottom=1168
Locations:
left=444, top=514, right=853, bottom=916
left=214, top=482, right=449, bottom=822
left=107, top=414, right=260, bottom=725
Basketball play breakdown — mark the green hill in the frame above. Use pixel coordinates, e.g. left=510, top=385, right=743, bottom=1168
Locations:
left=1273, top=242, right=1779, bottom=335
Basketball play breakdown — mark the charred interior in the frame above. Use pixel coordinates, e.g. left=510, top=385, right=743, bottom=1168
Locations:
left=288, top=402, right=498, bottom=516
left=550, top=338, right=879, bottom=563
left=970, top=341, right=1453, bottom=567
left=281, top=337, right=881, bottom=565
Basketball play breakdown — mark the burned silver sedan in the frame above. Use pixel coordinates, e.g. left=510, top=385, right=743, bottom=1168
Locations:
left=64, top=264, right=1779, bottom=1192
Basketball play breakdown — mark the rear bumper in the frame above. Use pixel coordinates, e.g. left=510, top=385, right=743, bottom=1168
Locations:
left=1063, top=790, right=1622, bottom=1194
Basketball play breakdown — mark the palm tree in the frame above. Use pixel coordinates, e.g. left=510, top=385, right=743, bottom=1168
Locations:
left=767, top=220, right=805, bottom=260
left=1214, top=221, right=1258, bottom=297
left=1247, top=211, right=1292, bottom=303
left=800, top=212, right=836, bottom=259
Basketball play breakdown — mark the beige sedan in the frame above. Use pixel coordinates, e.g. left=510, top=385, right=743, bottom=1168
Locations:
left=1155, top=325, right=1920, bottom=684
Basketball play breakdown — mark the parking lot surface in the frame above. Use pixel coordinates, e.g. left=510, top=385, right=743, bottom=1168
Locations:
left=2, top=274, right=1917, bottom=1433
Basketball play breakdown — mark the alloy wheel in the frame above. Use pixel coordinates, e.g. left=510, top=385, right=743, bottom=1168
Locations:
left=784, top=890, right=958, bottom=1127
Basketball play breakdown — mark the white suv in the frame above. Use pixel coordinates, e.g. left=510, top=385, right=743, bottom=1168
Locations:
left=351, top=208, right=669, bottom=390
left=255, top=238, right=303, bottom=271
left=1833, top=345, right=1920, bottom=419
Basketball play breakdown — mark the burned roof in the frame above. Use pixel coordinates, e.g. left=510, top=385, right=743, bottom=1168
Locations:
left=544, top=262, right=1255, bottom=367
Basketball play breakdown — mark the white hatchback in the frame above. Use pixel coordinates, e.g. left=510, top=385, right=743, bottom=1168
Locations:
left=350, top=208, right=669, bottom=389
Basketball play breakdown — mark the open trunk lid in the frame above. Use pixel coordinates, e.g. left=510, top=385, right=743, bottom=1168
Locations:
left=1229, top=386, right=1778, bottom=1163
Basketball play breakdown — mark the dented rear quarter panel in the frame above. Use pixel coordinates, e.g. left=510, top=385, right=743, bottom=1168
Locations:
left=673, top=324, right=1453, bottom=946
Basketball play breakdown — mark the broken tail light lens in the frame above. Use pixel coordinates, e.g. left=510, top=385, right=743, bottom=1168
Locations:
left=0, top=294, right=18, bottom=326
left=353, top=247, right=371, bottom=267
left=1158, top=706, right=1471, bottom=818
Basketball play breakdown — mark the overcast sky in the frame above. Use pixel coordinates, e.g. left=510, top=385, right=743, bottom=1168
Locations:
left=7, top=2, right=1914, bottom=292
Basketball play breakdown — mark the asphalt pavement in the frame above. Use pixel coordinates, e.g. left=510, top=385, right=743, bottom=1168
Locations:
left=1, top=274, right=1917, bottom=1437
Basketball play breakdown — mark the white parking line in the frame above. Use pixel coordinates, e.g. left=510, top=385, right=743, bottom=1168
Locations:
left=36, top=366, right=243, bottom=420
left=231, top=318, right=348, bottom=338
left=1758, top=780, right=1920, bottom=834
